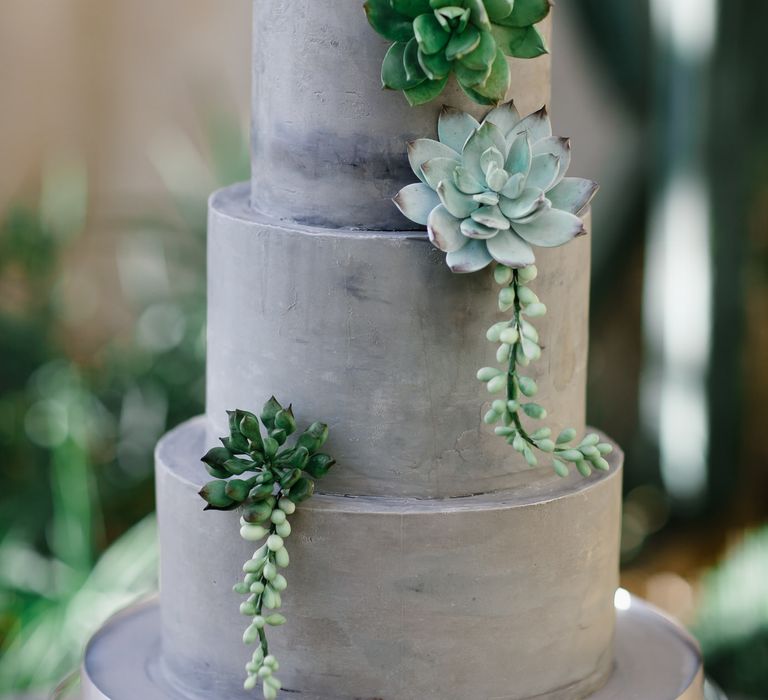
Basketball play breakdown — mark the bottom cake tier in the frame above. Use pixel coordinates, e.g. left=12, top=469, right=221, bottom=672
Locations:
left=154, top=418, right=623, bottom=699
left=79, top=595, right=708, bottom=700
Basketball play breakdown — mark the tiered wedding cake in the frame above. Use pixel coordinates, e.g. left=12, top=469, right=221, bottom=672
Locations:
left=80, top=2, right=707, bottom=698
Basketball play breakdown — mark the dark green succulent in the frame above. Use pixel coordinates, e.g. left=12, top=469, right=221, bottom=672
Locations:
left=364, top=0, right=551, bottom=106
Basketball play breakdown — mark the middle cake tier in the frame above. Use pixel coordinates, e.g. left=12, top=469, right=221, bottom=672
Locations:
left=207, top=184, right=591, bottom=498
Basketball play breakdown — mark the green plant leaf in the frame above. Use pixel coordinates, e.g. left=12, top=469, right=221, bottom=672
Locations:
left=484, top=0, right=514, bottom=22
left=413, top=12, right=450, bottom=54
left=459, top=29, right=496, bottom=71
left=455, top=59, right=492, bottom=88
left=496, top=0, right=551, bottom=28
left=381, top=41, right=425, bottom=90
left=404, top=75, right=449, bottom=105
left=364, top=0, right=415, bottom=42
left=492, top=24, right=548, bottom=58
left=404, top=37, right=428, bottom=82
left=391, top=0, right=432, bottom=18
left=445, top=24, right=481, bottom=61
left=418, top=47, right=452, bottom=79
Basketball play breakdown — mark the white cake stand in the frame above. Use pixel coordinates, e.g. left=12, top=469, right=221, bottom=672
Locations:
left=70, top=593, right=719, bottom=700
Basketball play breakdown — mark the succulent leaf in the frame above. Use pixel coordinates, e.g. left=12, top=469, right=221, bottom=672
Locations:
left=484, top=100, right=521, bottom=136
left=462, top=121, right=507, bottom=182
left=413, top=13, right=451, bottom=54
left=445, top=24, right=482, bottom=61
left=382, top=42, right=425, bottom=90
left=364, top=0, right=415, bottom=42
left=499, top=187, right=544, bottom=219
left=393, top=182, right=441, bottom=224
left=438, top=106, right=481, bottom=152
left=512, top=208, right=586, bottom=247
left=526, top=153, right=560, bottom=191
left=455, top=59, right=493, bottom=89
left=515, top=106, right=552, bottom=142
left=438, top=179, right=481, bottom=218
left=483, top=0, right=515, bottom=21
left=461, top=217, right=499, bottom=239
left=408, top=138, right=459, bottom=181
left=546, top=178, right=599, bottom=215
left=486, top=230, right=536, bottom=267
left=391, top=0, right=432, bottom=18
left=446, top=238, right=494, bottom=272
left=427, top=205, right=467, bottom=252
left=421, top=156, right=461, bottom=189
left=497, top=0, right=552, bottom=27
left=471, top=47, right=510, bottom=103
left=459, top=30, right=497, bottom=71
left=418, top=48, right=452, bottom=79
left=404, top=75, right=449, bottom=105
left=403, top=37, right=428, bottom=82
left=533, top=136, right=572, bottom=188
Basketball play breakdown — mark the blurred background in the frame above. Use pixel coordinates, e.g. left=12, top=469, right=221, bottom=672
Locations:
left=0, top=1, right=765, bottom=698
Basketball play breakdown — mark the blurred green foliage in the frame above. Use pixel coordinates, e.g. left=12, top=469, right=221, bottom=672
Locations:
left=0, top=114, right=247, bottom=693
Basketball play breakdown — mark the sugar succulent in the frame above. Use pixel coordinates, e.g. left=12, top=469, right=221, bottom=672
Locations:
left=365, top=0, right=552, bottom=105
left=199, top=399, right=336, bottom=698
left=393, top=101, right=598, bottom=271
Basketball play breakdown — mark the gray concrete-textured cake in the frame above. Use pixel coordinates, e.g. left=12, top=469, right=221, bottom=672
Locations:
left=79, top=3, right=707, bottom=699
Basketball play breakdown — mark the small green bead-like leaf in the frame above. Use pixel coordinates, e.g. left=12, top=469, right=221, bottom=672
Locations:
left=249, top=482, right=274, bottom=501
left=517, top=376, right=538, bottom=397
left=201, top=446, right=232, bottom=469
left=597, top=442, right=614, bottom=455
left=487, top=374, right=507, bottom=394
left=274, top=408, right=297, bottom=435
left=242, top=501, right=273, bottom=524
left=223, top=457, right=253, bottom=475
left=594, top=457, right=611, bottom=472
left=484, top=409, right=500, bottom=425
left=518, top=265, right=538, bottom=282
left=522, top=444, right=538, bottom=466
left=280, top=468, right=303, bottom=490
left=496, top=342, right=511, bottom=363
left=239, top=414, right=263, bottom=451
left=537, top=439, right=555, bottom=453
left=364, top=0, right=415, bottom=42
left=413, top=13, right=450, bottom=54
left=522, top=402, right=547, bottom=420
left=225, top=479, right=251, bottom=502
left=559, top=449, right=584, bottom=463
left=556, top=427, right=577, bottom=445
left=199, top=480, right=234, bottom=508
left=494, top=264, right=513, bottom=285
left=404, top=75, right=449, bottom=105
left=297, top=422, right=329, bottom=453
left=552, top=459, right=569, bottom=478
left=498, top=286, right=516, bottom=311
left=576, top=460, right=593, bottom=478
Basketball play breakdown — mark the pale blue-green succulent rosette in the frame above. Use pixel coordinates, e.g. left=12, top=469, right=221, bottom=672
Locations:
left=393, top=101, right=598, bottom=272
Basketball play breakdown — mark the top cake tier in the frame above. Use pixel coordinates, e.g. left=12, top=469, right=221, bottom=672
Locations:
left=250, top=0, right=552, bottom=230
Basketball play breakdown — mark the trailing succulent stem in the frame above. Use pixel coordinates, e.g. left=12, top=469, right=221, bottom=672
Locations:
left=198, top=398, right=336, bottom=698
left=477, top=264, right=613, bottom=477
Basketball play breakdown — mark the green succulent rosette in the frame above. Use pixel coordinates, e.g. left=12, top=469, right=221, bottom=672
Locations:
left=364, top=0, right=552, bottom=106
left=393, top=101, right=598, bottom=271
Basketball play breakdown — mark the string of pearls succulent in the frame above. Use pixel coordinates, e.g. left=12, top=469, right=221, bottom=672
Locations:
left=477, top=264, right=613, bottom=477
left=198, top=398, right=336, bottom=699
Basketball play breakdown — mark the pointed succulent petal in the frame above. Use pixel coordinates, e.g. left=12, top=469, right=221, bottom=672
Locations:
left=404, top=75, right=449, bottom=105
left=413, top=13, right=450, bottom=55
left=484, top=0, right=515, bottom=22
left=484, top=100, right=521, bottom=137
left=547, top=178, right=599, bottom=215
left=513, top=208, right=587, bottom=247
left=438, top=106, right=480, bottom=153
left=421, top=156, right=460, bottom=189
left=393, top=183, right=440, bottom=225
left=403, top=37, right=427, bottom=83
left=458, top=80, right=498, bottom=106
left=471, top=204, right=510, bottom=229
left=514, top=196, right=551, bottom=223
left=505, top=133, right=532, bottom=177
left=364, top=0, right=415, bottom=42
left=460, top=218, right=499, bottom=239
left=408, top=138, right=460, bottom=182
left=497, top=0, right=552, bottom=28
left=533, top=136, right=572, bottom=188
left=446, top=25, right=481, bottom=61
left=500, top=172, right=526, bottom=199
left=462, top=121, right=507, bottom=182
left=499, top=187, right=545, bottom=220
left=513, top=107, right=552, bottom=143
left=526, top=153, right=560, bottom=191
left=427, top=204, right=468, bottom=252
left=486, top=230, right=536, bottom=268
left=437, top=179, right=480, bottom=218
left=470, top=48, right=510, bottom=104
left=446, top=238, right=494, bottom=273
left=454, top=166, right=486, bottom=194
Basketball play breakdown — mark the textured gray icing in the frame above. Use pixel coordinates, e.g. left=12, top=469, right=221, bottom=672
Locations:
left=206, top=184, right=591, bottom=498
left=157, top=417, right=623, bottom=700
left=250, top=1, right=551, bottom=229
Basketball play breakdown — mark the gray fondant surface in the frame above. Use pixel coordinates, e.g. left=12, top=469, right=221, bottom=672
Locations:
left=80, top=596, right=705, bottom=700
left=207, top=184, right=591, bottom=498
left=156, top=417, right=622, bottom=700
left=250, top=2, right=552, bottom=230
